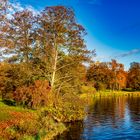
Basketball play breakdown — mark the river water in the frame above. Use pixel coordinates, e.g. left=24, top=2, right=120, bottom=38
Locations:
left=56, top=97, right=140, bottom=140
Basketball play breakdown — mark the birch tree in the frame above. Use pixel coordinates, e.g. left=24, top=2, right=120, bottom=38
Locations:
left=36, top=6, right=94, bottom=92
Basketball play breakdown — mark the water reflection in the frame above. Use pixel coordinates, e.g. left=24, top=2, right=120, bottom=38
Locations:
left=57, top=97, right=140, bottom=140
left=55, top=121, right=84, bottom=140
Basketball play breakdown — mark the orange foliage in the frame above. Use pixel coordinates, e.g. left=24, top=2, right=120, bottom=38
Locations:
left=0, top=111, right=36, bottom=139
left=13, top=80, right=51, bottom=108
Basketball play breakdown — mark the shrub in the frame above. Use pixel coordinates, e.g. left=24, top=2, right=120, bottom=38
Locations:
left=41, top=93, right=85, bottom=123
left=13, top=80, right=51, bottom=109
left=0, top=63, right=34, bottom=99
left=81, top=85, right=96, bottom=94
left=94, top=82, right=106, bottom=91
left=8, top=112, right=66, bottom=140
left=2, top=99, right=16, bottom=106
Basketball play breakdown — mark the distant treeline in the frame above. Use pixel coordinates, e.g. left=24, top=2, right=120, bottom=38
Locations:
left=87, top=60, right=140, bottom=91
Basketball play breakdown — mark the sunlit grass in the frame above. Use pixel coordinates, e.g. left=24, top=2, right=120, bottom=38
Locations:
left=80, top=88, right=140, bottom=100
left=0, top=111, right=12, bottom=121
left=95, top=90, right=140, bottom=97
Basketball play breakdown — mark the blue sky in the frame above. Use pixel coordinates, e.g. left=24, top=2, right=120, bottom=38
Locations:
left=14, top=0, right=140, bottom=69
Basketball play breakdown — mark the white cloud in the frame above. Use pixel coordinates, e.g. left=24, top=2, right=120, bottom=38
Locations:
left=114, top=49, right=140, bottom=59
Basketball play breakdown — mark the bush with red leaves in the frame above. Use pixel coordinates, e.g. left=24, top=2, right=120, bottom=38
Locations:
left=13, top=80, right=51, bottom=108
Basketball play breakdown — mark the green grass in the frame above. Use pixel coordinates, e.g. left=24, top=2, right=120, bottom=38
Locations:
left=0, top=99, right=34, bottom=122
left=0, top=111, right=12, bottom=121
left=0, top=99, right=35, bottom=113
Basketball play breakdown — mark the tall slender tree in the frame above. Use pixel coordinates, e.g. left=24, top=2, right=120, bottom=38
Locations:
left=36, top=6, right=94, bottom=92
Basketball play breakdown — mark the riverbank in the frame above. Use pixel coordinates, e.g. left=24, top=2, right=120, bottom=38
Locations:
left=0, top=96, right=85, bottom=140
left=0, top=101, right=66, bottom=140
left=0, top=99, right=67, bottom=140
left=1, top=90, right=140, bottom=139
left=80, top=90, right=140, bottom=100
left=56, top=97, right=140, bottom=140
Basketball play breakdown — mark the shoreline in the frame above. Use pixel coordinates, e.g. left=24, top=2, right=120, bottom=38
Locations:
left=80, top=91, right=140, bottom=99
left=1, top=91, right=140, bottom=139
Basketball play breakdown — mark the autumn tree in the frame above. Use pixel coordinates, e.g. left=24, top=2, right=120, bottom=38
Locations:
left=0, top=0, right=9, bottom=25
left=127, top=62, right=140, bottom=90
left=87, top=62, right=111, bottom=90
left=87, top=60, right=127, bottom=91
left=108, top=59, right=127, bottom=90
left=1, top=10, right=35, bottom=62
left=35, top=6, right=94, bottom=93
left=116, top=64, right=127, bottom=90
left=0, top=0, right=11, bottom=59
left=0, top=5, right=94, bottom=107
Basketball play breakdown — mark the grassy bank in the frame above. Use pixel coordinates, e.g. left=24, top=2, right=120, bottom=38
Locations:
left=2, top=89, right=140, bottom=139
left=0, top=100, right=66, bottom=140
left=80, top=90, right=140, bottom=100
left=0, top=96, right=85, bottom=140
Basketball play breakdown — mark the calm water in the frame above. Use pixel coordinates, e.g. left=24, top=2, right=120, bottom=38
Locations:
left=56, top=97, right=140, bottom=140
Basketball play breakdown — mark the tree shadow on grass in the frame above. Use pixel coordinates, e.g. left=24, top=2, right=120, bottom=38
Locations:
left=2, top=99, right=16, bottom=106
